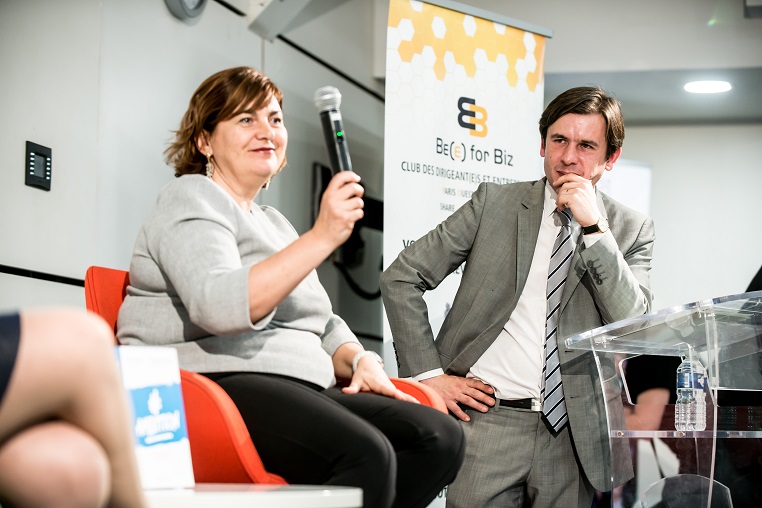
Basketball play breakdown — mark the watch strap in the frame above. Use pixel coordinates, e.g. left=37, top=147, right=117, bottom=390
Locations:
left=582, top=223, right=601, bottom=234
left=582, top=217, right=608, bottom=235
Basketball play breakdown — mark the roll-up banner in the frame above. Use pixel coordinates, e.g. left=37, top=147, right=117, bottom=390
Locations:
left=383, top=0, right=551, bottom=345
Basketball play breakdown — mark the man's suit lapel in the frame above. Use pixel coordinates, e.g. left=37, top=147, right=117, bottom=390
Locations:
left=560, top=189, right=608, bottom=313
left=517, top=186, right=544, bottom=288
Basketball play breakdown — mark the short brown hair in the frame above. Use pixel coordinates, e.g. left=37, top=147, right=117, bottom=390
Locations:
left=165, top=66, right=284, bottom=176
left=539, top=86, right=624, bottom=160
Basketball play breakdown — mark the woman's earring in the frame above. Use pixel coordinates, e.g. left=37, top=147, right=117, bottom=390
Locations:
left=205, top=153, right=214, bottom=178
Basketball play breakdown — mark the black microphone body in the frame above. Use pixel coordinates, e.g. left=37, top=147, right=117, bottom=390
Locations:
left=313, top=86, right=363, bottom=267
left=314, top=86, right=352, bottom=173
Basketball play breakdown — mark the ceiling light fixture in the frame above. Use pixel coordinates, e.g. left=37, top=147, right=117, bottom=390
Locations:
left=684, top=80, right=732, bottom=94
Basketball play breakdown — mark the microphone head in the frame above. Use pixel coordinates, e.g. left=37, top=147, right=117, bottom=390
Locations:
left=314, top=86, right=341, bottom=112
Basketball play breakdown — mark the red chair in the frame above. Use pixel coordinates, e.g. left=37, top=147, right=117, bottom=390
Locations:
left=84, top=265, right=447, bottom=484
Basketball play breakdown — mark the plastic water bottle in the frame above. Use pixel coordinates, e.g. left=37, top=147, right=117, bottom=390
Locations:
left=674, top=355, right=707, bottom=431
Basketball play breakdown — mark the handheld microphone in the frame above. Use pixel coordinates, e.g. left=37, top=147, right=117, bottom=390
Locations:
left=313, top=86, right=362, bottom=268
left=314, top=86, right=352, bottom=173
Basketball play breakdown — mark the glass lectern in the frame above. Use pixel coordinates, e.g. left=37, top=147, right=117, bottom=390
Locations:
left=565, top=291, right=762, bottom=508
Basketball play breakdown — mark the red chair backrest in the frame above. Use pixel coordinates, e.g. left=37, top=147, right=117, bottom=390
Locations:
left=391, top=378, right=448, bottom=414
left=83, top=265, right=287, bottom=485
left=179, top=370, right=287, bottom=484
left=84, top=266, right=130, bottom=335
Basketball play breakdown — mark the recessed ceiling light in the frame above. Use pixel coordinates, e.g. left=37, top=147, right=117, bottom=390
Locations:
left=684, top=80, right=732, bottom=94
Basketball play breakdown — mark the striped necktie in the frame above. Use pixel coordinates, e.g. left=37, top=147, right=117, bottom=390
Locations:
left=542, top=208, right=573, bottom=432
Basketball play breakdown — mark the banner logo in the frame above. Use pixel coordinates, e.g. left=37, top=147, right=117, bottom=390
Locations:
left=457, top=97, right=488, bottom=137
left=132, top=385, right=186, bottom=446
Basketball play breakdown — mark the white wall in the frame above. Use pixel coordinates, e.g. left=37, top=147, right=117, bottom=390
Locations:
left=0, top=0, right=101, bottom=308
left=624, top=124, right=762, bottom=309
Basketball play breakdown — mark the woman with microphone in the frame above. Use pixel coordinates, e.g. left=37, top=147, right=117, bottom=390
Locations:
left=117, top=66, right=464, bottom=508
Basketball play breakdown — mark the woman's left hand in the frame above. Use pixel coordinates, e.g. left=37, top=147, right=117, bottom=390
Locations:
left=342, top=358, right=419, bottom=403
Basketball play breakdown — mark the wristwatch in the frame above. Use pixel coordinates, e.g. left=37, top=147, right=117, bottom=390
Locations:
left=352, top=351, right=384, bottom=373
left=582, top=216, right=609, bottom=235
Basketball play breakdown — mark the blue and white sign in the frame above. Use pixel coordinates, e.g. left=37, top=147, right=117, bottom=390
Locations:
left=115, top=346, right=195, bottom=490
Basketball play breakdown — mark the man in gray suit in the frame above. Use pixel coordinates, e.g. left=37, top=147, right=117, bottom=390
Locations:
left=380, top=86, right=655, bottom=507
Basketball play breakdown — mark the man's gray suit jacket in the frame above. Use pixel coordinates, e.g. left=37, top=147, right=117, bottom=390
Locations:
left=380, top=177, right=655, bottom=491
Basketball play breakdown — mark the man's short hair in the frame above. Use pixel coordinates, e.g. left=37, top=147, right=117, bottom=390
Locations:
left=539, top=86, right=624, bottom=159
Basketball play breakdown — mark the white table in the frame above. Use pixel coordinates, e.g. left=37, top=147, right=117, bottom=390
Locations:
left=146, top=483, right=363, bottom=507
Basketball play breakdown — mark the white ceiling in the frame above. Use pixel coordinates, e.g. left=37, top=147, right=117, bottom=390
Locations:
left=453, top=0, right=762, bottom=126
left=544, top=67, right=762, bottom=125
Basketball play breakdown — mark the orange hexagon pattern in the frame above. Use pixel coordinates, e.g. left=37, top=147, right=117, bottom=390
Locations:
left=389, top=0, right=545, bottom=91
